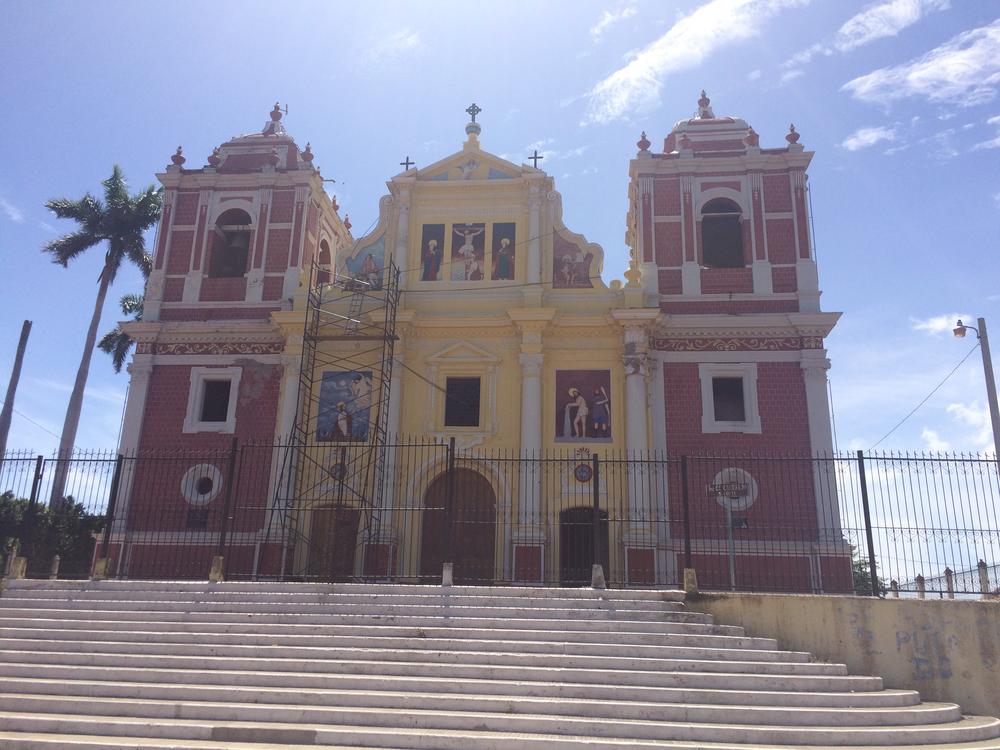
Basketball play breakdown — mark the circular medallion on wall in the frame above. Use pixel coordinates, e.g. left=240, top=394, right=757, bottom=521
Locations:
left=574, top=463, right=593, bottom=483
left=179, top=463, right=223, bottom=506
left=328, top=462, right=347, bottom=482
left=708, top=467, right=758, bottom=511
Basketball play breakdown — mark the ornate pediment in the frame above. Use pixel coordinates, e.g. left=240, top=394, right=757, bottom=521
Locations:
left=426, top=340, right=502, bottom=364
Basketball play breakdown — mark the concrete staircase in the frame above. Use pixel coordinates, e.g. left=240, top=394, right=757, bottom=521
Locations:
left=0, top=580, right=996, bottom=749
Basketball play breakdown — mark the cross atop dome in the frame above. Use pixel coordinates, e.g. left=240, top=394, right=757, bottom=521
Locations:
left=465, top=102, right=482, bottom=139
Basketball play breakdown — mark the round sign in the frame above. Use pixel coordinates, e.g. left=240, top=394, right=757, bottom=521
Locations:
left=708, top=467, right=758, bottom=511
left=179, top=463, right=223, bottom=506
left=574, top=463, right=593, bottom=483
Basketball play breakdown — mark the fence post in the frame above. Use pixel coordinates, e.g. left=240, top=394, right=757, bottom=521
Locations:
left=12, top=455, right=45, bottom=577
left=856, top=450, right=880, bottom=597
left=211, top=437, right=239, bottom=583
left=92, top=454, right=124, bottom=580
left=680, top=456, right=692, bottom=571
left=944, top=567, right=955, bottom=600
left=979, top=560, right=991, bottom=599
left=591, top=453, right=605, bottom=589
left=443, top=437, right=456, bottom=582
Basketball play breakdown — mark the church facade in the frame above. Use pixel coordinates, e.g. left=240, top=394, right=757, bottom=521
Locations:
left=110, top=97, right=847, bottom=590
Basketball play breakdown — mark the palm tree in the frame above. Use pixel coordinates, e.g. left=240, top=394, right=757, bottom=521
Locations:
left=98, top=294, right=144, bottom=373
left=43, top=166, right=161, bottom=506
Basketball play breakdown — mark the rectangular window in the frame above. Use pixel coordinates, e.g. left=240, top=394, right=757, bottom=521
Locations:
left=712, top=377, right=746, bottom=422
left=444, top=377, right=481, bottom=427
left=200, top=380, right=232, bottom=423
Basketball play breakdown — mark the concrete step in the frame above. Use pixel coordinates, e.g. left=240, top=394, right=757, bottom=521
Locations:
left=0, top=684, right=947, bottom=726
left=0, top=674, right=921, bottom=710
left=0, top=606, right=743, bottom=635
left=0, top=618, right=779, bottom=650
left=1, top=579, right=686, bottom=602
left=1, top=732, right=999, bottom=750
left=0, top=628, right=807, bottom=663
left=0, top=708, right=996, bottom=747
left=0, top=587, right=685, bottom=611
left=0, top=663, right=893, bottom=706
left=0, top=657, right=882, bottom=693
left=0, top=636, right=821, bottom=670
left=0, top=597, right=704, bottom=622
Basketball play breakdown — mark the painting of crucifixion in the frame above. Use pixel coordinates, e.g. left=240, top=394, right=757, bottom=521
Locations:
left=451, top=222, right=486, bottom=281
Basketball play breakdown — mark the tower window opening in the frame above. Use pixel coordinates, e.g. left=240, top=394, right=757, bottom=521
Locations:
left=444, top=377, right=481, bottom=427
left=209, top=209, right=252, bottom=278
left=701, top=198, right=744, bottom=269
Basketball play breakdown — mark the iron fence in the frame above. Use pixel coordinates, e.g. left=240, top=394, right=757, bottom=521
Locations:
left=1, top=443, right=998, bottom=596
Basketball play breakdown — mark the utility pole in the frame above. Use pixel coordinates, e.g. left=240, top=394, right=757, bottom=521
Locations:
left=0, top=320, right=32, bottom=458
left=955, top=318, right=1000, bottom=460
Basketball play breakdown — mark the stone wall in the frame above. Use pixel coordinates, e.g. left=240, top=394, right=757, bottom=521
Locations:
left=692, top=591, right=1000, bottom=717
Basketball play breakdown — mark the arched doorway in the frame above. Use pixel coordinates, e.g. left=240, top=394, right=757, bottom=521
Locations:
left=559, top=506, right=609, bottom=586
left=419, top=468, right=496, bottom=584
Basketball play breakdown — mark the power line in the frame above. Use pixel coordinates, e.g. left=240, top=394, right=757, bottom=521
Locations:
left=869, top=343, right=980, bottom=450
left=12, top=409, right=61, bottom=440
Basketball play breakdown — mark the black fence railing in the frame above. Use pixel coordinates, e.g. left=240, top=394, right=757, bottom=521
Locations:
left=1, top=443, right=998, bottom=596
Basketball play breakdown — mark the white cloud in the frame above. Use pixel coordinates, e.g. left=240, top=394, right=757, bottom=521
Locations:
left=945, top=402, right=992, bottom=450
left=841, top=125, right=897, bottom=150
left=780, top=69, right=805, bottom=84
left=747, top=69, right=762, bottom=82
left=781, top=0, right=949, bottom=73
left=0, top=196, right=25, bottom=223
left=582, top=0, right=809, bottom=125
left=994, top=192, right=1000, bottom=208
left=910, top=313, right=972, bottom=336
left=361, top=28, right=424, bottom=66
left=590, top=3, right=638, bottom=42
left=842, top=20, right=1000, bottom=106
left=836, top=0, right=950, bottom=52
left=921, top=427, right=951, bottom=452
left=973, top=115, right=1000, bottom=150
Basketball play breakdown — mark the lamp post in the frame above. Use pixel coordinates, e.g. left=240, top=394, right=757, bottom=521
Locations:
left=953, top=317, right=1000, bottom=460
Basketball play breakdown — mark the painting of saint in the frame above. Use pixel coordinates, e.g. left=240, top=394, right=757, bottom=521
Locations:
left=555, top=370, right=611, bottom=442
left=491, top=222, right=515, bottom=280
left=316, top=370, right=373, bottom=442
left=552, top=234, right=594, bottom=289
left=451, top=222, right=486, bottom=281
left=420, top=224, right=445, bottom=281
left=344, top=235, right=385, bottom=290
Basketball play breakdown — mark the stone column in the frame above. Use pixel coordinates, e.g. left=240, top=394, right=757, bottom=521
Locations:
left=110, top=358, right=152, bottom=555
left=613, top=310, right=660, bottom=584
left=801, top=351, right=842, bottom=541
left=393, top=188, right=411, bottom=289
left=526, top=183, right=542, bottom=285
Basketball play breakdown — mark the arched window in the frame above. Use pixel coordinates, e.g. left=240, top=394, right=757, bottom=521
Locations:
left=209, top=208, right=252, bottom=278
left=701, top=198, right=744, bottom=269
left=316, top=239, right=331, bottom=285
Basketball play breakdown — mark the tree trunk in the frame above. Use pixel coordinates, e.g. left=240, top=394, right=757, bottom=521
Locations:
left=49, top=266, right=112, bottom=507
left=0, top=320, right=32, bottom=458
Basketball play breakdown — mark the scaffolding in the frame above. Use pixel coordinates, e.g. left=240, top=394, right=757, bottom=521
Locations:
left=269, top=259, right=400, bottom=580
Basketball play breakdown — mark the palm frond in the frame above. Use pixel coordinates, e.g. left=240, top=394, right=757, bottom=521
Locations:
left=119, top=294, right=144, bottom=317
left=101, top=165, right=128, bottom=208
left=43, top=231, right=103, bottom=267
left=45, top=195, right=103, bottom=229
left=97, top=327, right=133, bottom=373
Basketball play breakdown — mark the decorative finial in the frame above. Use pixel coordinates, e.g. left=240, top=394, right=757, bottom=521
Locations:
left=331, top=195, right=339, bottom=211
left=744, top=127, right=759, bottom=147
left=267, top=147, right=280, bottom=166
left=465, top=103, right=482, bottom=123
left=679, top=133, right=693, bottom=150
left=302, top=143, right=314, bottom=163
left=170, top=146, right=186, bottom=166
left=271, top=102, right=283, bottom=121
left=207, top=147, right=221, bottom=167
left=637, top=131, right=650, bottom=151
left=697, top=90, right=714, bottom=119
left=343, top=213, right=352, bottom=231
left=786, top=123, right=801, bottom=144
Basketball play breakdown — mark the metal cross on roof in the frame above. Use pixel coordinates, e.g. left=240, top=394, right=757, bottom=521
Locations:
left=465, top=103, right=482, bottom=123
left=400, top=156, right=414, bottom=170
left=528, top=149, right=544, bottom=168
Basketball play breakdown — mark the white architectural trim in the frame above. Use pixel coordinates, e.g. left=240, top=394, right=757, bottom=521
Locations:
left=182, top=366, right=242, bottom=434
left=698, top=362, right=761, bottom=434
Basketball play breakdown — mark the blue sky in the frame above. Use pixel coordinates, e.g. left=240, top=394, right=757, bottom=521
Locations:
left=0, top=0, right=998, bottom=455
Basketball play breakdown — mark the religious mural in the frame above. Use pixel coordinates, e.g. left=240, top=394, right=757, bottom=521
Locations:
left=554, top=370, right=612, bottom=442
left=552, top=233, right=594, bottom=289
left=343, top=235, right=385, bottom=290
left=420, top=224, right=445, bottom=281
left=491, top=222, right=515, bottom=280
left=316, top=370, right=373, bottom=442
left=451, top=223, right=486, bottom=281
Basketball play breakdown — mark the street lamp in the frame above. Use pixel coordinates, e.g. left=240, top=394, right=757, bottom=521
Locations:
left=953, top=317, right=1000, bottom=459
